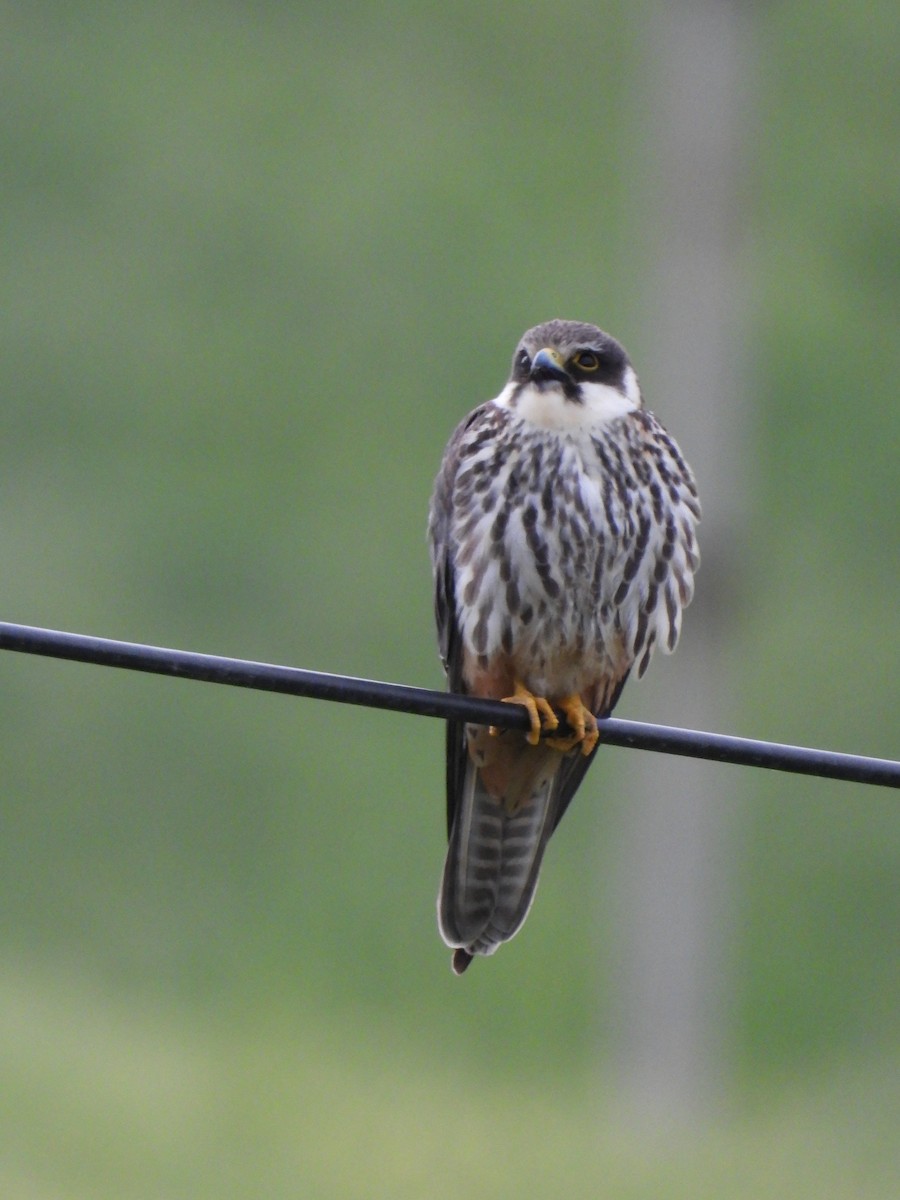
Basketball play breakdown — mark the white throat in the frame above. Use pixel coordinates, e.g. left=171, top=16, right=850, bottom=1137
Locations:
left=493, top=365, right=640, bottom=433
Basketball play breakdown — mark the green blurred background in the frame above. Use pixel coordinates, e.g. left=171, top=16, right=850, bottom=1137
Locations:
left=1, top=2, right=897, bottom=1196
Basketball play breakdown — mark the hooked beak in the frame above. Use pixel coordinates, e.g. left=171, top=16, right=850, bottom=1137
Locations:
left=530, top=347, right=569, bottom=385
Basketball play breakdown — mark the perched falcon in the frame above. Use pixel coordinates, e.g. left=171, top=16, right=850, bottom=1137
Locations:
left=428, top=319, right=700, bottom=974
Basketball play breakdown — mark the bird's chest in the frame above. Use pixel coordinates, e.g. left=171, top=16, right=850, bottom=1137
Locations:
left=451, top=429, right=636, bottom=670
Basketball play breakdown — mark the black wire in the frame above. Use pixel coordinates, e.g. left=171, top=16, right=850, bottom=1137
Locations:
left=1, top=621, right=897, bottom=788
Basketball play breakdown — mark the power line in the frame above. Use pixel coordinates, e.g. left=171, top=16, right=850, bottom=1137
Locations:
left=0, top=621, right=896, bottom=788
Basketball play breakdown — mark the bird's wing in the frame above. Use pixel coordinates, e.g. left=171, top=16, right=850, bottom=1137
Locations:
left=428, top=407, right=488, bottom=836
left=548, top=671, right=631, bottom=832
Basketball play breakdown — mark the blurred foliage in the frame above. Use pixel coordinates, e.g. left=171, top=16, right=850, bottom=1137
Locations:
left=0, top=0, right=897, bottom=1195
left=2, top=962, right=898, bottom=1199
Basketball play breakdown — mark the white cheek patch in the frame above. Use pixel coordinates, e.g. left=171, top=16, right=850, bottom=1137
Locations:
left=492, top=381, right=522, bottom=411
left=620, top=365, right=641, bottom=408
left=493, top=368, right=639, bottom=433
left=580, top=367, right=640, bottom=422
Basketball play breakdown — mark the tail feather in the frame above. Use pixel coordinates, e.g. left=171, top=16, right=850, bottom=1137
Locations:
left=438, top=748, right=561, bottom=961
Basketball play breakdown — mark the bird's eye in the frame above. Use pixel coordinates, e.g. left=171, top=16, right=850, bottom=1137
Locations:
left=572, top=350, right=600, bottom=371
left=516, top=350, right=531, bottom=372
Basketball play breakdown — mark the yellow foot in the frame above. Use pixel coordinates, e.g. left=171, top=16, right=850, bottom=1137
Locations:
left=545, top=694, right=600, bottom=757
left=491, top=679, right=559, bottom=746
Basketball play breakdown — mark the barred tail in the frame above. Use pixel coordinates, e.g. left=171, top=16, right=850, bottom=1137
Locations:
left=438, top=752, right=559, bottom=973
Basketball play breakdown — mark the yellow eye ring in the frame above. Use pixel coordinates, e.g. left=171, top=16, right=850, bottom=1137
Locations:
left=573, top=351, right=600, bottom=371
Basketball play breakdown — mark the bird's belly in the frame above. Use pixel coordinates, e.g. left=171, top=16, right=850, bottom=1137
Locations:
left=505, top=589, right=624, bottom=699
left=456, top=499, right=629, bottom=702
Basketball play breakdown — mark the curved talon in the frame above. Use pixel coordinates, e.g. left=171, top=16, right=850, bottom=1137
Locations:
left=490, top=680, right=558, bottom=745
left=545, top=695, right=600, bottom=756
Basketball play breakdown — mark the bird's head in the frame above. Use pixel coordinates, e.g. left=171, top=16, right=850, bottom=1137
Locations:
left=500, top=319, right=641, bottom=429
